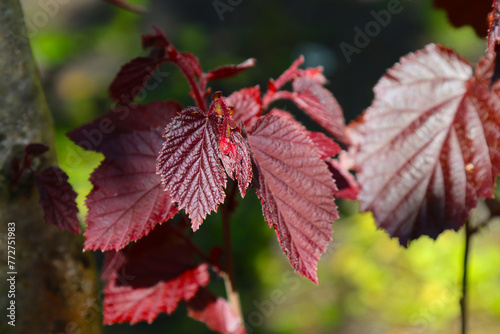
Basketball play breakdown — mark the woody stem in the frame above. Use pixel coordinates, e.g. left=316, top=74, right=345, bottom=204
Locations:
left=221, top=182, right=243, bottom=320
left=460, top=220, right=472, bottom=334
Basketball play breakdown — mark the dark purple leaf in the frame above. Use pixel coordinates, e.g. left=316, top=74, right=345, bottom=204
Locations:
left=434, top=0, right=491, bottom=37
left=24, top=143, right=49, bottom=157
left=35, top=166, right=80, bottom=234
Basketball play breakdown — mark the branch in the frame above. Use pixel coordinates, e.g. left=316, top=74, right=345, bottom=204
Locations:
left=460, top=220, right=472, bottom=334
left=0, top=1, right=101, bottom=332
left=220, top=182, right=243, bottom=320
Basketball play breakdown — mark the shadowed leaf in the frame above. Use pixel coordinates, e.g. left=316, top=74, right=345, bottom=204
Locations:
left=102, top=225, right=210, bottom=325
left=434, top=0, right=491, bottom=37
left=36, top=166, right=80, bottom=234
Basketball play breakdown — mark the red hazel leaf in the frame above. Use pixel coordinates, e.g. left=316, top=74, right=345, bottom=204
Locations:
left=220, top=130, right=252, bottom=197
left=267, top=110, right=342, bottom=160
left=186, top=289, right=246, bottom=334
left=35, top=166, right=80, bottom=234
left=308, top=132, right=341, bottom=160
left=349, top=44, right=500, bottom=245
left=248, top=114, right=338, bottom=283
left=267, top=109, right=342, bottom=160
left=266, top=109, right=351, bottom=200
left=102, top=224, right=210, bottom=325
left=84, top=128, right=177, bottom=251
left=156, top=107, right=227, bottom=231
left=291, top=77, right=347, bottom=143
left=226, top=86, right=262, bottom=129
left=206, top=58, right=256, bottom=81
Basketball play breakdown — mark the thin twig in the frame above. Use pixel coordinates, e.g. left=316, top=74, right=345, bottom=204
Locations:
left=221, top=182, right=243, bottom=319
left=460, top=220, right=472, bottom=334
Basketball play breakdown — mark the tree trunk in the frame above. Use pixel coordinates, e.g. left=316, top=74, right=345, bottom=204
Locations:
left=0, top=1, right=102, bottom=333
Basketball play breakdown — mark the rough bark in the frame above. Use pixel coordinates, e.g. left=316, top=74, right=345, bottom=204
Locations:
left=0, top=1, right=102, bottom=333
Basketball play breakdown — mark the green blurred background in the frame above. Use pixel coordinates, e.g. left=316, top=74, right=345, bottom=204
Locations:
left=21, top=0, right=500, bottom=332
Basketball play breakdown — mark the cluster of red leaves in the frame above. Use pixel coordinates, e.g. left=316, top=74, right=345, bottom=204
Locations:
left=101, top=223, right=244, bottom=333
left=45, top=1, right=500, bottom=331
left=67, top=27, right=354, bottom=332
